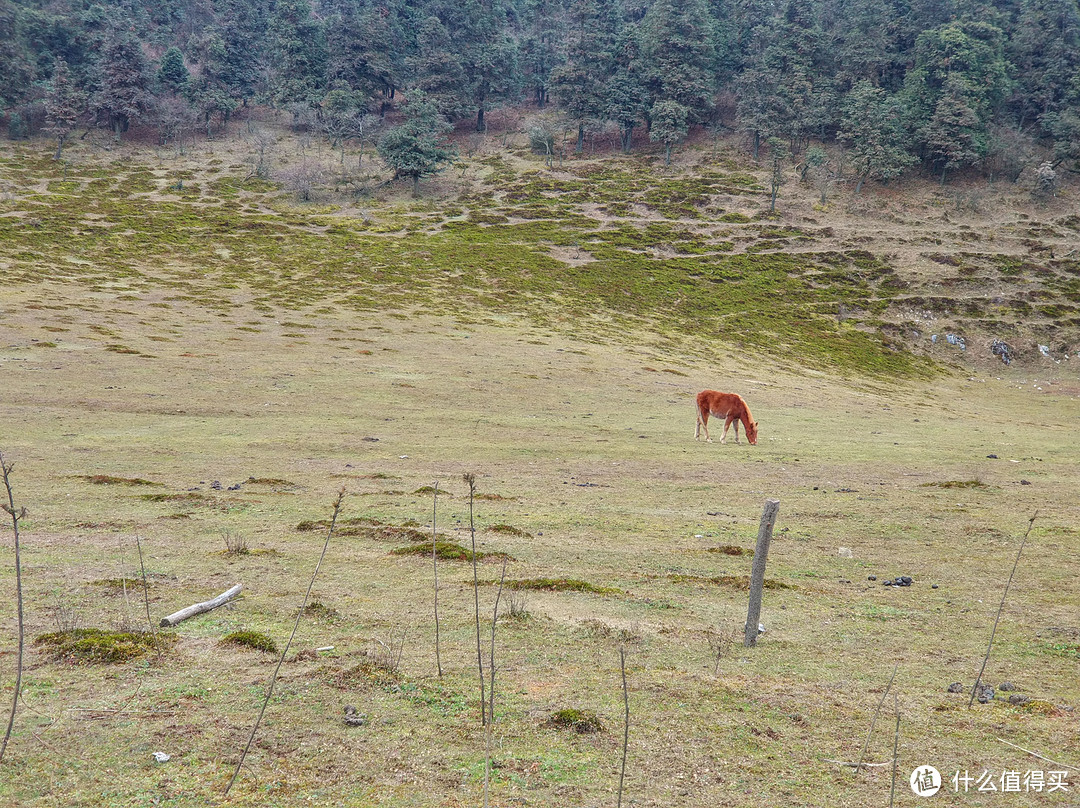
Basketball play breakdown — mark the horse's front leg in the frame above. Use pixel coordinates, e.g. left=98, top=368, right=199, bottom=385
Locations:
left=732, top=419, right=741, bottom=444
left=720, top=415, right=734, bottom=443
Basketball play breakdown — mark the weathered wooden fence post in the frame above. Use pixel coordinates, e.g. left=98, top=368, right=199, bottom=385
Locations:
left=744, top=499, right=780, bottom=648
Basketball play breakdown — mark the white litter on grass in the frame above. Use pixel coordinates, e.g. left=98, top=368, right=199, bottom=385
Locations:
left=838, top=547, right=853, bottom=558
left=153, top=752, right=170, bottom=763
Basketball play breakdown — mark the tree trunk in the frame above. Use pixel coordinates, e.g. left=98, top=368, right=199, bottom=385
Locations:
left=412, top=174, right=420, bottom=196
left=476, top=106, right=485, bottom=132
left=855, top=169, right=868, bottom=195
left=752, top=130, right=760, bottom=161
left=576, top=124, right=584, bottom=154
left=621, top=126, right=633, bottom=154
left=665, top=143, right=672, bottom=165
left=54, top=134, right=65, bottom=161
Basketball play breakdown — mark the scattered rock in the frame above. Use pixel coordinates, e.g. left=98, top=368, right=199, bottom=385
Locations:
left=987, top=454, right=998, bottom=459
left=1020, top=480, right=1031, bottom=485
left=343, top=705, right=367, bottom=727
left=932, top=584, right=939, bottom=589
left=999, top=681, right=1016, bottom=691
left=947, top=682, right=964, bottom=694
left=838, top=547, right=853, bottom=558
left=990, top=339, right=1012, bottom=365
left=977, top=685, right=995, bottom=703
left=210, top=480, right=222, bottom=490
left=1008, top=694, right=1030, bottom=706
left=1038, top=344, right=1051, bottom=358
left=868, top=575, right=877, bottom=581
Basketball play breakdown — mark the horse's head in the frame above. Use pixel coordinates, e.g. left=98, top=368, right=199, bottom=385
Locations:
left=746, top=419, right=759, bottom=445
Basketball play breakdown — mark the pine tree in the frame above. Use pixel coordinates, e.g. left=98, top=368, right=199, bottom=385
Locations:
left=637, top=0, right=718, bottom=124
left=407, top=15, right=468, bottom=119
left=1008, top=0, right=1080, bottom=130
left=93, top=26, right=152, bottom=136
left=46, top=57, right=85, bottom=160
left=838, top=80, right=915, bottom=192
left=520, top=0, right=569, bottom=108
left=649, top=99, right=690, bottom=164
left=551, top=0, right=621, bottom=151
left=157, top=47, right=189, bottom=95
left=268, top=0, right=328, bottom=107
left=377, top=91, right=457, bottom=194
left=922, top=75, right=984, bottom=183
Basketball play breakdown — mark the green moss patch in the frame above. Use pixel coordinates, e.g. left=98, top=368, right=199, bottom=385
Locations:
left=221, top=630, right=278, bottom=654
left=35, top=628, right=175, bottom=663
left=391, top=541, right=511, bottom=562
left=549, top=708, right=603, bottom=734
left=663, top=574, right=794, bottom=591
left=706, top=545, right=754, bottom=557
left=487, top=523, right=532, bottom=538
left=76, top=475, right=161, bottom=486
left=920, top=480, right=988, bottom=489
left=501, top=578, right=620, bottom=595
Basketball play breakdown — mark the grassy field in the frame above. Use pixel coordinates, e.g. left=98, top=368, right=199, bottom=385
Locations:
left=0, top=127, right=1078, bottom=807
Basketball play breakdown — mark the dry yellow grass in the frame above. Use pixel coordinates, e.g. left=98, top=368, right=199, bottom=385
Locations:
left=0, top=130, right=1077, bottom=807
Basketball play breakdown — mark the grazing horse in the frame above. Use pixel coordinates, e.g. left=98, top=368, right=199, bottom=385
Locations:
left=694, top=390, right=758, bottom=445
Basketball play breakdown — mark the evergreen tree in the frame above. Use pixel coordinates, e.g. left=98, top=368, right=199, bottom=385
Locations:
left=837, top=80, right=915, bottom=192
left=1008, top=0, right=1080, bottom=130
left=824, top=0, right=897, bottom=91
left=45, top=56, right=85, bottom=159
left=325, top=0, right=406, bottom=111
left=520, top=0, right=569, bottom=107
left=454, top=0, right=520, bottom=130
left=214, top=0, right=267, bottom=105
left=157, top=46, right=189, bottom=95
left=901, top=20, right=1008, bottom=140
left=377, top=91, right=457, bottom=194
left=922, top=75, right=984, bottom=183
left=735, top=0, right=831, bottom=156
left=551, top=0, right=621, bottom=151
left=0, top=0, right=35, bottom=110
left=605, top=67, right=646, bottom=152
left=649, top=99, right=689, bottom=164
left=636, top=0, right=717, bottom=124
left=186, top=36, right=238, bottom=137
left=407, top=15, right=468, bottom=119
left=268, top=0, right=328, bottom=107
left=93, top=25, right=152, bottom=136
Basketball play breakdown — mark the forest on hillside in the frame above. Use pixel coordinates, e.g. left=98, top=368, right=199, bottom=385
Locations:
left=3, top=0, right=1080, bottom=188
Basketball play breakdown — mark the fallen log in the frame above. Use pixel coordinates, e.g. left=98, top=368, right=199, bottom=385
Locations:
left=160, top=584, right=242, bottom=627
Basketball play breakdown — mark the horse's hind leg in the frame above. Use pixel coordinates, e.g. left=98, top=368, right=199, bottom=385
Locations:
left=696, top=408, right=711, bottom=442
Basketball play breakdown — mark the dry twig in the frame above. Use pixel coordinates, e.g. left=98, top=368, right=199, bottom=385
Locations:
left=224, top=488, right=345, bottom=796
left=969, top=512, right=1038, bottom=708
left=0, top=452, right=27, bottom=762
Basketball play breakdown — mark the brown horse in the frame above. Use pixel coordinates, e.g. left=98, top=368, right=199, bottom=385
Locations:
left=694, top=390, right=758, bottom=445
